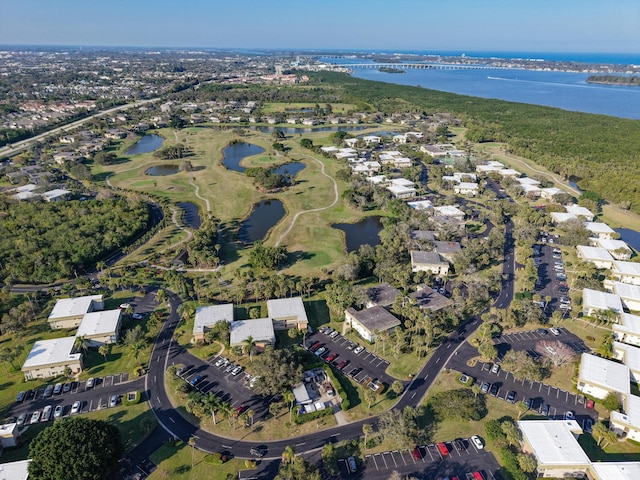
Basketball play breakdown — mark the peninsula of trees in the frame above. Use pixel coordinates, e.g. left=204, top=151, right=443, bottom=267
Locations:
left=587, top=75, right=640, bottom=86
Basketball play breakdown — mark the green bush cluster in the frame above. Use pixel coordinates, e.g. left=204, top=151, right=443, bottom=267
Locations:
left=204, top=452, right=226, bottom=465
left=293, top=407, right=333, bottom=424
left=122, top=390, right=141, bottom=406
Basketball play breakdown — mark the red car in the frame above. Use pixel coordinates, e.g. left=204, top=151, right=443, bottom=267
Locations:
left=234, top=406, right=246, bottom=418
left=336, top=360, right=349, bottom=371
left=411, top=447, right=422, bottom=460
left=586, top=399, right=595, bottom=409
left=325, top=353, right=338, bottom=363
left=309, top=342, right=321, bottom=352
left=473, top=472, right=484, bottom=480
left=437, top=442, right=449, bottom=456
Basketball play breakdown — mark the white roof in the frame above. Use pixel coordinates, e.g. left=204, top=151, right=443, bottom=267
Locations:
left=389, top=177, right=414, bottom=187
left=320, top=146, right=338, bottom=153
left=48, top=295, right=103, bottom=320
left=366, top=175, right=387, bottom=184
left=551, top=212, right=578, bottom=223
left=611, top=394, right=640, bottom=430
left=595, top=238, right=631, bottom=252
left=565, top=204, right=594, bottom=218
left=22, top=336, right=81, bottom=369
left=583, top=288, right=623, bottom=313
left=577, top=245, right=614, bottom=262
left=42, top=188, right=71, bottom=200
left=433, top=205, right=465, bottom=217
left=497, top=168, right=520, bottom=176
left=0, top=459, right=31, bottom=480
left=453, top=172, right=477, bottom=181
left=267, top=296, right=308, bottom=322
left=387, top=185, right=416, bottom=195
left=579, top=352, right=630, bottom=394
left=610, top=281, right=640, bottom=300
left=457, top=182, right=478, bottom=190
left=614, top=341, right=640, bottom=372
left=517, top=420, right=588, bottom=466
left=194, top=304, right=234, bottom=335
left=542, top=187, right=565, bottom=196
left=230, top=318, right=275, bottom=345
left=613, top=261, right=640, bottom=277
left=12, top=191, right=37, bottom=200
left=585, top=222, right=616, bottom=235
left=521, top=184, right=541, bottom=193
left=76, top=309, right=121, bottom=337
left=407, top=200, right=433, bottom=210
left=591, top=461, right=640, bottom=480
left=516, top=177, right=541, bottom=185
left=15, top=183, right=37, bottom=192
left=617, top=313, right=640, bottom=335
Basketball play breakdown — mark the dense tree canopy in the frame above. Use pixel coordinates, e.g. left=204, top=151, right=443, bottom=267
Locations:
left=0, top=198, right=150, bottom=283
left=28, top=417, right=123, bottom=480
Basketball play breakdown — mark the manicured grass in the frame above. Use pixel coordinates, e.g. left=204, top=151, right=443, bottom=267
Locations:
left=260, top=102, right=356, bottom=114
left=147, top=441, right=250, bottom=480
left=578, top=432, right=640, bottom=461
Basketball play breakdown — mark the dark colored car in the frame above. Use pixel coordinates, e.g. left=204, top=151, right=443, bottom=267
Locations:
left=481, top=382, right=490, bottom=394
left=542, top=404, right=551, bottom=416
left=453, top=438, right=466, bottom=451
left=489, top=383, right=499, bottom=396
left=250, top=446, right=267, bottom=457
left=336, top=360, right=349, bottom=371
left=16, top=391, right=26, bottom=402
left=190, top=375, right=203, bottom=386
left=506, top=391, right=517, bottom=403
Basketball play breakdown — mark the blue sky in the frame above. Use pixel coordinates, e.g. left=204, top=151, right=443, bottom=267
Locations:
left=1, top=0, right=638, bottom=53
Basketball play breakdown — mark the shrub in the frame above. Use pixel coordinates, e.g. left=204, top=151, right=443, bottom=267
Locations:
left=123, top=390, right=141, bottom=406
left=132, top=366, right=146, bottom=377
left=244, top=459, right=257, bottom=468
left=586, top=336, right=596, bottom=342
left=324, top=365, right=351, bottom=411
left=294, top=407, right=333, bottom=425
left=204, top=452, right=227, bottom=465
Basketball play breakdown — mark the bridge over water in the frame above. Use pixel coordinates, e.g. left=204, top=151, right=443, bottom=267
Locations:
left=325, top=62, right=514, bottom=71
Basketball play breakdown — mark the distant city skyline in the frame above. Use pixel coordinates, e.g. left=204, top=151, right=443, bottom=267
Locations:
left=1, top=0, right=638, bottom=54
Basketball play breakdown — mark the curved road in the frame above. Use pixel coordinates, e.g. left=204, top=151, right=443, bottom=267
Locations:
left=141, top=217, right=515, bottom=462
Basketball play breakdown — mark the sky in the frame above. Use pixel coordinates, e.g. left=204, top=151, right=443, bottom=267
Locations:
left=0, top=0, right=639, bottom=53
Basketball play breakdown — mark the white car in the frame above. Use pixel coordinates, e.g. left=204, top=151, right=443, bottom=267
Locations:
left=53, top=405, right=63, bottom=418
left=353, top=346, right=365, bottom=355
left=30, top=410, right=41, bottom=424
left=315, top=347, right=327, bottom=356
left=550, top=327, right=560, bottom=336
left=41, top=405, right=52, bottom=422
left=565, top=411, right=575, bottom=420
left=231, top=366, right=243, bottom=376
left=471, top=435, right=484, bottom=450
left=215, top=357, right=227, bottom=367
left=71, top=401, right=81, bottom=414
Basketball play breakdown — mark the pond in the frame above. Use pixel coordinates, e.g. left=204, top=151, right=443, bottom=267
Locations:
left=222, top=142, right=265, bottom=173
left=145, top=164, right=180, bottom=176
left=333, top=216, right=384, bottom=252
left=239, top=199, right=285, bottom=244
left=272, top=161, right=305, bottom=178
left=616, top=228, right=640, bottom=252
left=125, top=134, right=164, bottom=155
left=177, top=202, right=202, bottom=229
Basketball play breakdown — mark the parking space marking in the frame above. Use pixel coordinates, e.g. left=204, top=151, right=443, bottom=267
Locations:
left=367, top=455, right=379, bottom=471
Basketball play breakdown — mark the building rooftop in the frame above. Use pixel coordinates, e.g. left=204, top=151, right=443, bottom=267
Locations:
left=0, top=459, right=31, bottom=480
left=410, top=230, right=437, bottom=241
left=551, top=212, right=578, bottom=223
left=407, top=200, right=433, bottom=210
left=516, top=177, right=541, bottom=185
left=616, top=313, right=640, bottom=335
left=614, top=341, right=640, bottom=372
left=389, top=177, right=415, bottom=187
left=613, top=261, right=640, bottom=277
left=346, top=306, right=401, bottom=333
left=611, top=394, right=640, bottom=431
left=411, top=250, right=448, bottom=265
left=583, top=288, right=623, bottom=313
left=410, top=285, right=453, bottom=311
left=609, top=281, right=640, bottom=301
left=193, top=304, right=234, bottom=335
left=76, top=309, right=121, bottom=337
left=579, top=353, right=630, bottom=395
left=591, top=461, right=640, bottom=480
left=517, top=420, right=589, bottom=466
left=48, top=295, right=103, bottom=320
left=365, top=283, right=401, bottom=307
left=585, top=222, right=616, bottom=235
left=433, top=205, right=465, bottom=217
left=267, top=296, right=308, bottom=322
left=594, top=238, right=631, bottom=252
left=22, top=336, right=81, bottom=369
left=230, top=318, right=275, bottom=345
left=577, top=245, right=615, bottom=262
left=434, top=240, right=462, bottom=255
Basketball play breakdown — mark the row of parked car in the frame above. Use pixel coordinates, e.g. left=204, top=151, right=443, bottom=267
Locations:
left=16, top=378, right=97, bottom=403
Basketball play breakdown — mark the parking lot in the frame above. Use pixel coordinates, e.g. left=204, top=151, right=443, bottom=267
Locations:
left=10, top=372, right=140, bottom=426
left=176, top=355, right=271, bottom=419
left=491, top=326, right=589, bottom=360
left=534, top=235, right=572, bottom=317
left=305, top=328, right=396, bottom=388
left=357, top=437, right=500, bottom=480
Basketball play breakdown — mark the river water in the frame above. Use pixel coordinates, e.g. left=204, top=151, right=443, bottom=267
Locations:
left=324, top=58, right=640, bottom=119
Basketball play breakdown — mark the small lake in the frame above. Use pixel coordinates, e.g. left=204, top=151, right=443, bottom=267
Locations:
left=222, top=142, right=265, bottom=173
left=178, top=202, right=202, bottom=229
left=333, top=216, right=384, bottom=252
left=272, top=162, right=305, bottom=178
left=616, top=228, right=640, bottom=252
left=125, top=134, right=163, bottom=155
left=239, top=199, right=285, bottom=244
left=145, top=164, right=179, bottom=176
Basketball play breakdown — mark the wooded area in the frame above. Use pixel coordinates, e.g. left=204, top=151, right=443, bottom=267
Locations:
left=0, top=198, right=150, bottom=283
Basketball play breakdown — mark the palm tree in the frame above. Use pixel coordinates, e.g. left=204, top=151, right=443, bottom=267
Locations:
left=242, top=335, right=256, bottom=363
left=362, top=423, right=372, bottom=448
left=98, top=344, right=111, bottom=361
left=74, top=336, right=90, bottom=354
left=281, top=445, right=295, bottom=464
left=130, top=341, right=144, bottom=363
left=283, top=390, right=295, bottom=422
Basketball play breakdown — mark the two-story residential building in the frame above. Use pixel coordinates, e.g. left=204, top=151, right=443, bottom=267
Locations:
left=75, top=309, right=122, bottom=347
left=611, top=261, right=640, bottom=286
left=267, top=296, right=309, bottom=330
left=48, top=295, right=104, bottom=330
left=21, top=336, right=83, bottom=380
left=576, top=245, right=615, bottom=269
left=410, top=251, right=450, bottom=276
left=577, top=352, right=630, bottom=400
left=344, top=306, right=401, bottom=343
left=192, top=304, right=234, bottom=342
left=584, top=222, right=616, bottom=240
left=582, top=288, right=623, bottom=318
left=613, top=313, right=640, bottom=347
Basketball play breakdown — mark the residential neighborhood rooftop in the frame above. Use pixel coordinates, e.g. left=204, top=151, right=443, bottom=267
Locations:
left=267, top=296, right=308, bottom=322
left=590, top=461, right=640, bottom=480
left=365, top=283, right=401, bottom=308
left=579, top=352, right=630, bottom=395
left=0, top=459, right=31, bottom=480
left=345, top=306, right=401, bottom=333
left=193, top=304, right=234, bottom=335
left=517, top=420, right=588, bottom=466
left=48, top=295, right=103, bottom=320
left=22, top=336, right=81, bottom=369
left=76, top=309, right=122, bottom=337
left=582, top=288, right=623, bottom=313
left=230, top=318, right=275, bottom=345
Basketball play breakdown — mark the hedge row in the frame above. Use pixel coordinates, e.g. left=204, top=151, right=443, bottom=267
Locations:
left=323, top=365, right=350, bottom=411
left=293, top=407, right=333, bottom=425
